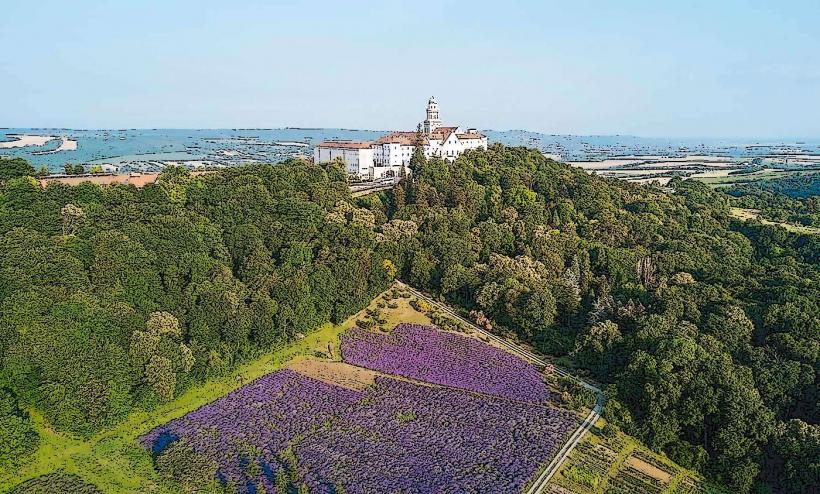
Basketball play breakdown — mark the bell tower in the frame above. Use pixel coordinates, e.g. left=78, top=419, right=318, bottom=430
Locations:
left=423, top=96, right=442, bottom=134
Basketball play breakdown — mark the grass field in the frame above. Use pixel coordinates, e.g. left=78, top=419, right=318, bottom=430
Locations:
left=692, top=169, right=787, bottom=187
left=730, top=207, right=820, bottom=235
left=692, top=169, right=820, bottom=188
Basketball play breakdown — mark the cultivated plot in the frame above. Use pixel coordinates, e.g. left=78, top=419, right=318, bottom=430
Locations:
left=140, top=314, right=580, bottom=492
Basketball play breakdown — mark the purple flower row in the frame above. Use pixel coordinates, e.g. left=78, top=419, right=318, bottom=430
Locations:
left=140, top=369, right=362, bottom=492
left=341, top=324, right=551, bottom=404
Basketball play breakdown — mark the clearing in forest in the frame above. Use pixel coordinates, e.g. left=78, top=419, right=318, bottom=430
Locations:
left=138, top=284, right=583, bottom=493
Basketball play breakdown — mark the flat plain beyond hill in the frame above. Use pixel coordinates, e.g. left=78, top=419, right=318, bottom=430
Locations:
left=2, top=128, right=818, bottom=177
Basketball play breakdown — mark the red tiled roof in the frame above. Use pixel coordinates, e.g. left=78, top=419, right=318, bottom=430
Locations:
left=372, top=127, right=483, bottom=146
left=316, top=140, right=373, bottom=149
left=431, top=126, right=458, bottom=141
left=375, top=132, right=425, bottom=146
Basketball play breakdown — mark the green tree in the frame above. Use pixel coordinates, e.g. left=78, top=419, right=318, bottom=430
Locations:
left=0, top=388, right=38, bottom=467
left=770, top=420, right=820, bottom=494
left=0, top=157, right=36, bottom=180
left=130, top=312, right=193, bottom=401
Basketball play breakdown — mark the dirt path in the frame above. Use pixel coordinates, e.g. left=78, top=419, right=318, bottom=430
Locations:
left=286, top=359, right=376, bottom=390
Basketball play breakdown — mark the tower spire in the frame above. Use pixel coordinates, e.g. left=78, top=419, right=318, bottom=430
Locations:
left=423, top=96, right=441, bottom=134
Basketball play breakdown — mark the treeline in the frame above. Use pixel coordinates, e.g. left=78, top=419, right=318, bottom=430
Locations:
left=357, top=145, right=816, bottom=494
left=0, top=159, right=393, bottom=464
left=728, top=172, right=820, bottom=199
left=726, top=181, right=820, bottom=228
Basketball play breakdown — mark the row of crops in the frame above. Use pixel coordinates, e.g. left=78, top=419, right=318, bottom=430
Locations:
left=341, top=323, right=551, bottom=404
left=141, top=323, right=579, bottom=493
left=547, top=420, right=723, bottom=494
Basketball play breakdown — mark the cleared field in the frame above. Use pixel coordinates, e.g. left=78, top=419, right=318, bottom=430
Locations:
left=285, top=359, right=377, bottom=390
left=694, top=169, right=791, bottom=186
left=730, top=207, right=820, bottom=235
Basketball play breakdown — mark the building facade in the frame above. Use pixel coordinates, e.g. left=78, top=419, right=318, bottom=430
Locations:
left=313, top=141, right=374, bottom=178
left=314, top=97, right=488, bottom=180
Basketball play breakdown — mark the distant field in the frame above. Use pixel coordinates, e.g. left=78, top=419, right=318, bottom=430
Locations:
left=565, top=153, right=820, bottom=190
left=693, top=169, right=797, bottom=187
left=730, top=207, right=820, bottom=235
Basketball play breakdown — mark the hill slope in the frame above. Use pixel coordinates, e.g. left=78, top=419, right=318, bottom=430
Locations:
left=0, top=148, right=817, bottom=493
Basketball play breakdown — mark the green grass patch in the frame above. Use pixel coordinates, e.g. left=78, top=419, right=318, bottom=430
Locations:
left=730, top=207, right=820, bottom=235
left=564, top=465, right=602, bottom=488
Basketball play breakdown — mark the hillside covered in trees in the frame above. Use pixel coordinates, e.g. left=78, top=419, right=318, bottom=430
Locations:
left=0, top=147, right=818, bottom=494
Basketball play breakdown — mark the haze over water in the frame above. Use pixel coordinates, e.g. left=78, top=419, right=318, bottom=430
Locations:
left=2, top=128, right=819, bottom=173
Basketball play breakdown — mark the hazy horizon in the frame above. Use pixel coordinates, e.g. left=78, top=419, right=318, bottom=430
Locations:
left=2, top=0, right=819, bottom=138
left=3, top=127, right=819, bottom=142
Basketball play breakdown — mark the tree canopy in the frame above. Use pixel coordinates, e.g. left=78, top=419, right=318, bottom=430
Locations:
left=0, top=150, right=817, bottom=493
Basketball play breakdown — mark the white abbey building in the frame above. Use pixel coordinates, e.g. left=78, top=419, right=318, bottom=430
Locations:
left=314, top=97, right=488, bottom=180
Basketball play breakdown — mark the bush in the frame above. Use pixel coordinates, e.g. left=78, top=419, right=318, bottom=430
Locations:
left=0, top=388, right=39, bottom=468
left=557, top=376, right=597, bottom=411
left=155, top=440, right=220, bottom=493
left=411, top=298, right=432, bottom=312
left=356, top=318, right=375, bottom=329
left=601, top=421, right=618, bottom=438
left=10, top=471, right=102, bottom=494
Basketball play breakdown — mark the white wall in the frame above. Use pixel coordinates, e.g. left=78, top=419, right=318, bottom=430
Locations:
left=314, top=129, right=488, bottom=180
left=314, top=146, right=374, bottom=179
left=372, top=142, right=411, bottom=179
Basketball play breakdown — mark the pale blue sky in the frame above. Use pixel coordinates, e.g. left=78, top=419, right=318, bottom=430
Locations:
left=1, top=0, right=818, bottom=137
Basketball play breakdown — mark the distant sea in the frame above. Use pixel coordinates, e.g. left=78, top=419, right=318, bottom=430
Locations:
left=1, top=128, right=818, bottom=173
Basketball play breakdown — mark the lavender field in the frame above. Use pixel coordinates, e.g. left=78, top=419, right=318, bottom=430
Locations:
left=140, top=324, right=578, bottom=493
left=342, top=323, right=551, bottom=404
left=297, top=377, right=576, bottom=493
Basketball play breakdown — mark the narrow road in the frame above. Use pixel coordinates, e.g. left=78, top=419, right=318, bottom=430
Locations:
left=350, top=178, right=398, bottom=197
left=397, top=281, right=605, bottom=494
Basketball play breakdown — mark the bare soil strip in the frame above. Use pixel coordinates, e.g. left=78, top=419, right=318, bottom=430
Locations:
left=286, top=359, right=377, bottom=391
left=624, top=456, right=672, bottom=484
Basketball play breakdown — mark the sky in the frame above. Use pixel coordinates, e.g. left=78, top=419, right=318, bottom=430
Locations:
left=1, top=0, right=819, bottom=138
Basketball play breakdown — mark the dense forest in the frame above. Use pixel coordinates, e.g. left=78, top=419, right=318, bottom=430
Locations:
left=0, top=157, right=394, bottom=463
left=0, top=149, right=818, bottom=494
left=726, top=180, right=820, bottom=228
left=726, top=172, right=820, bottom=200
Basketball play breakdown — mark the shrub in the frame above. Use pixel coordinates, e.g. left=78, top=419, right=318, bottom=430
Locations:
left=0, top=388, right=39, bottom=468
left=410, top=298, right=431, bottom=312
left=9, top=471, right=102, bottom=494
left=155, top=440, right=220, bottom=493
